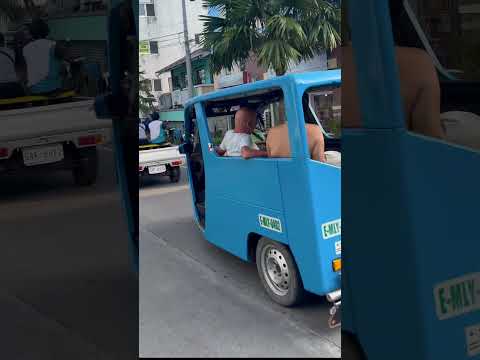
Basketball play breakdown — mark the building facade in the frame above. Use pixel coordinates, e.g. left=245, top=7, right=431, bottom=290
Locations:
left=155, top=48, right=215, bottom=126
left=46, top=0, right=108, bottom=69
left=139, top=0, right=208, bottom=101
left=214, top=49, right=340, bottom=90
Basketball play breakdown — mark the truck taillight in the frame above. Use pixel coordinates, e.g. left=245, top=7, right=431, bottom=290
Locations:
left=78, top=134, right=103, bottom=146
left=0, top=148, right=8, bottom=158
left=171, top=160, right=182, bottom=166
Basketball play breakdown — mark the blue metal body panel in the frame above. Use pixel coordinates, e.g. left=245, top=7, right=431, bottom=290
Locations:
left=184, top=71, right=341, bottom=296
left=344, top=1, right=480, bottom=359
left=95, top=0, right=138, bottom=271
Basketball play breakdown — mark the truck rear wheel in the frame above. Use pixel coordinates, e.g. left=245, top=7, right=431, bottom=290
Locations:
left=169, top=166, right=180, bottom=183
left=256, top=237, right=305, bottom=306
left=73, top=147, right=98, bottom=186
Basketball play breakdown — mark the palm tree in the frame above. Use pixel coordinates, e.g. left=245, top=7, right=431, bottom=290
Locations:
left=139, top=70, right=156, bottom=116
left=200, top=0, right=340, bottom=76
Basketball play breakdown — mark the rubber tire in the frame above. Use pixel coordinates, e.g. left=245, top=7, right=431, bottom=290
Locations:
left=169, top=166, right=180, bottom=183
left=73, top=147, right=98, bottom=186
left=342, top=331, right=367, bottom=360
left=256, top=237, right=305, bottom=307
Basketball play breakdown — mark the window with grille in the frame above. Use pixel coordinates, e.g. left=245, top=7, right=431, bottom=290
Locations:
left=153, top=79, right=162, bottom=91
left=150, top=41, right=158, bottom=54
left=139, top=2, right=155, bottom=16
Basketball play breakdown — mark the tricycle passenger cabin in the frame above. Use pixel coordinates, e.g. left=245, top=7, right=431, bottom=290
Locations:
left=180, top=71, right=342, bottom=309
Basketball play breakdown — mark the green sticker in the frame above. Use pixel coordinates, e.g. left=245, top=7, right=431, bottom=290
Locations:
left=322, top=219, right=341, bottom=240
left=259, top=214, right=282, bottom=233
left=139, top=41, right=150, bottom=54
left=434, top=273, right=480, bottom=320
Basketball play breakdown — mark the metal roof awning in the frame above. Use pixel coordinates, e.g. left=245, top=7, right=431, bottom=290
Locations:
left=155, top=48, right=210, bottom=75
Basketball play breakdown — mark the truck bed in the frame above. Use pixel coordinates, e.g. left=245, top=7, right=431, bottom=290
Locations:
left=139, top=145, right=185, bottom=166
left=0, top=98, right=112, bottom=143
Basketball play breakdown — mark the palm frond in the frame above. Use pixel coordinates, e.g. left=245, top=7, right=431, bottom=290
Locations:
left=200, top=0, right=340, bottom=75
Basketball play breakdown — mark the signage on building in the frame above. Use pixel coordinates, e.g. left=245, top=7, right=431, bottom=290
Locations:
left=139, top=41, right=150, bottom=54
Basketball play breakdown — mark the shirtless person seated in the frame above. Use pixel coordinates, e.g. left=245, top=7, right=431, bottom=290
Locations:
left=342, top=0, right=445, bottom=139
left=263, top=122, right=327, bottom=162
left=217, top=107, right=268, bottom=158
left=242, top=100, right=341, bottom=165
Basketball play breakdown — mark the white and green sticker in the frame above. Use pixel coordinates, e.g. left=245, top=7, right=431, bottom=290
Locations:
left=322, top=219, right=341, bottom=240
left=139, top=41, right=150, bottom=54
left=434, top=273, right=480, bottom=321
left=259, top=214, right=283, bottom=233
left=335, top=241, right=341, bottom=255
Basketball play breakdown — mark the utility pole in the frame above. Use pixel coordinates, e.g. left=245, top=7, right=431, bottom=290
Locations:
left=181, top=0, right=194, bottom=98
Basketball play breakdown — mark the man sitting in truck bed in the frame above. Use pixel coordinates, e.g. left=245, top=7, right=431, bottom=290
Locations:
left=0, top=33, right=25, bottom=99
left=22, top=19, right=68, bottom=95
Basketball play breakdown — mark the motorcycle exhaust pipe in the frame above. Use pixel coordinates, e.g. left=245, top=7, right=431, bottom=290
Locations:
left=326, top=289, right=341, bottom=303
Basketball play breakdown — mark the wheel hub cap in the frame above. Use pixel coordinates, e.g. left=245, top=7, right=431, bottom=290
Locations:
left=261, top=245, right=290, bottom=296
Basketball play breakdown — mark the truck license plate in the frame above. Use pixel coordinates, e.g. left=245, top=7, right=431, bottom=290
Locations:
left=149, top=165, right=166, bottom=174
left=22, top=144, right=64, bottom=166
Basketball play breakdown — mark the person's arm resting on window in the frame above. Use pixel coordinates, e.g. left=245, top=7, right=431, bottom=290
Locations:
left=216, top=136, right=227, bottom=156
left=216, top=147, right=226, bottom=156
left=241, top=146, right=268, bottom=159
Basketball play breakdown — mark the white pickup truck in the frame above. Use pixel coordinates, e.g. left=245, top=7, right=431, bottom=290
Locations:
left=0, top=96, right=112, bottom=186
left=139, top=143, right=185, bottom=183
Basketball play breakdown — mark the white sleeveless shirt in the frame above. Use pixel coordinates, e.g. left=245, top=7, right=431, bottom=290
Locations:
left=23, top=39, right=56, bottom=87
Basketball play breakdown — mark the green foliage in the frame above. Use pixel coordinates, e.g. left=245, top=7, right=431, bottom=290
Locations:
left=200, top=0, right=340, bottom=75
left=139, top=70, right=156, bottom=116
left=213, top=130, right=224, bottom=145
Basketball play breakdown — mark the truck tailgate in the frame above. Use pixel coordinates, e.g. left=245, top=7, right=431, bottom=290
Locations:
left=0, top=99, right=112, bottom=143
left=139, top=146, right=184, bottom=166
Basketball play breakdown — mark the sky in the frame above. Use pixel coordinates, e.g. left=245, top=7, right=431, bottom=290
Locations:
left=207, top=6, right=221, bottom=17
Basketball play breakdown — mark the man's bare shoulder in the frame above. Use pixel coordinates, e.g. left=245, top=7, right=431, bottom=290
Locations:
left=305, top=124, right=323, bottom=136
left=268, top=123, right=287, bottom=134
left=396, top=47, right=436, bottom=72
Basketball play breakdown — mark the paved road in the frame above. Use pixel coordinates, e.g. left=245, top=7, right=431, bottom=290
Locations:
left=139, top=167, right=341, bottom=358
left=0, top=146, right=138, bottom=359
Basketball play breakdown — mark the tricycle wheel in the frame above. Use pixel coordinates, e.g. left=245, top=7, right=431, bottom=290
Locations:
left=73, top=147, right=98, bottom=186
left=169, top=166, right=180, bottom=183
left=256, top=237, right=305, bottom=306
left=342, top=331, right=367, bottom=360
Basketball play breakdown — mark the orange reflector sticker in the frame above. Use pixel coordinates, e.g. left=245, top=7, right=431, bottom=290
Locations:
left=332, top=259, right=341, bottom=272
